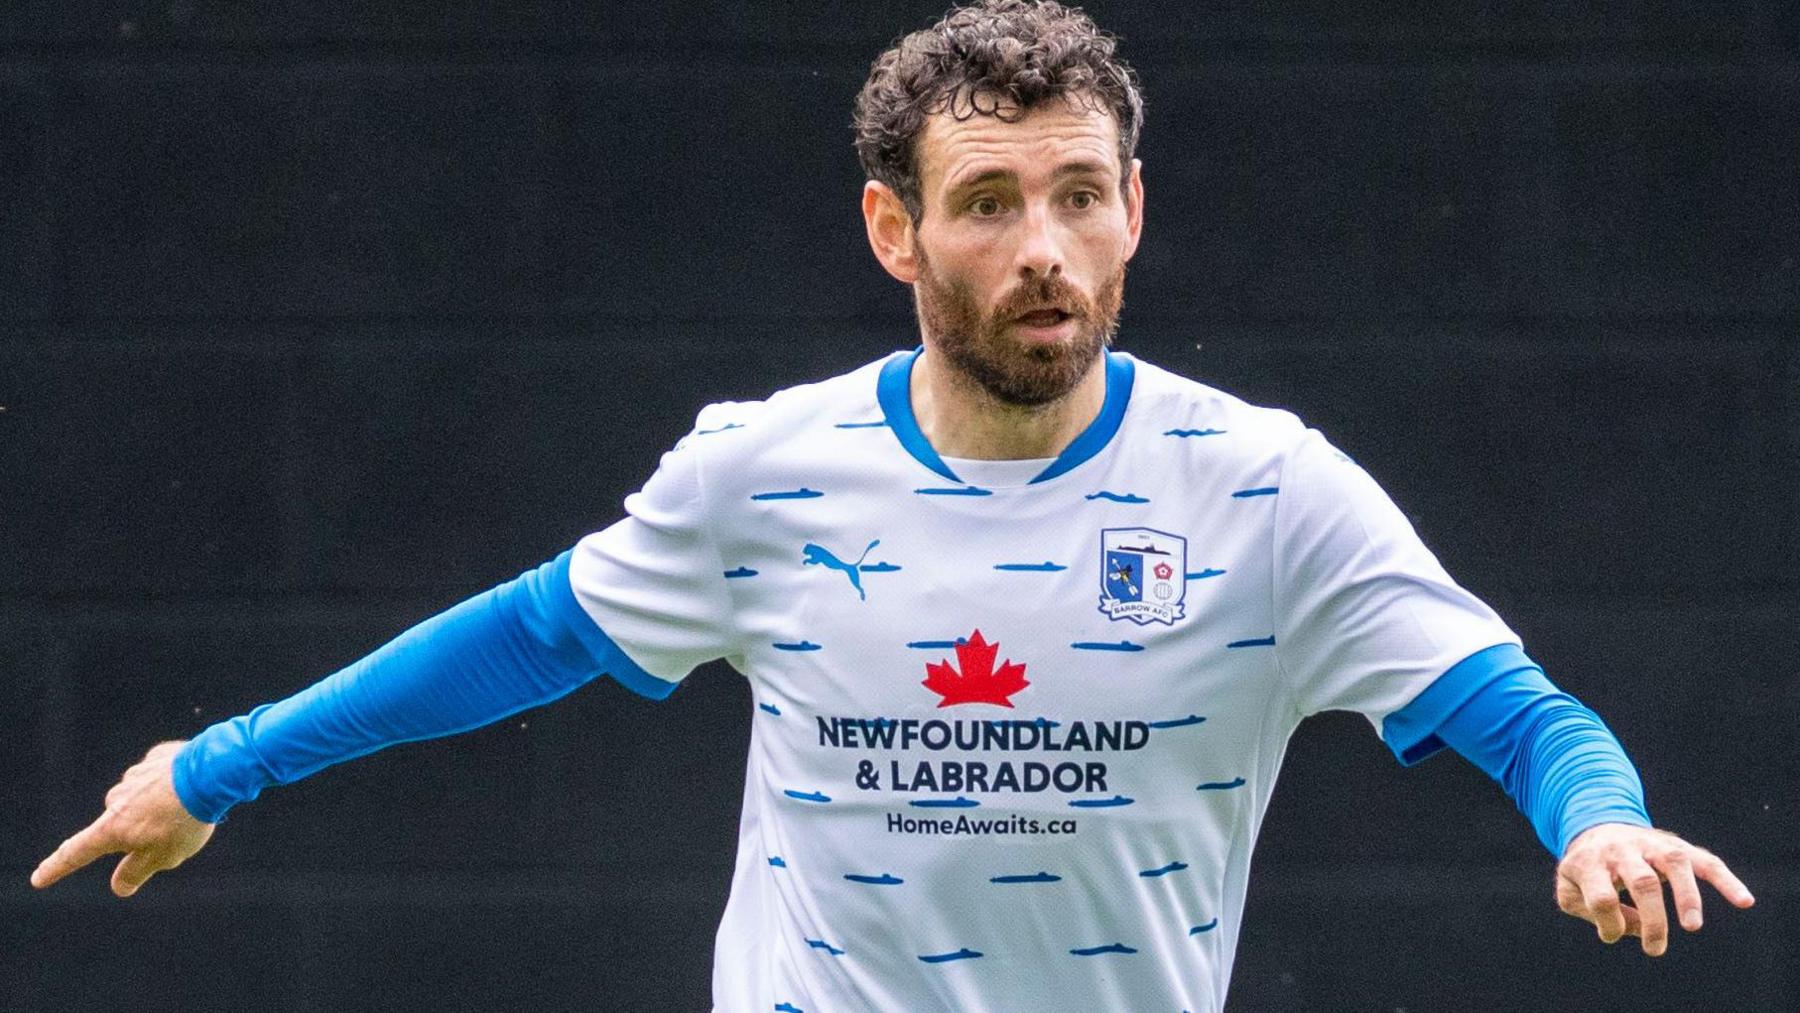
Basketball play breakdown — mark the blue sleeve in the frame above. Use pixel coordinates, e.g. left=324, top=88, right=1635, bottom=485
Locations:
left=1381, top=643, right=1653, bottom=857
left=171, top=549, right=662, bottom=824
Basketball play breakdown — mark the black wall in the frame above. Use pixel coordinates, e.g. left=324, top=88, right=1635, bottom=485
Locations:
left=3, top=3, right=1795, bottom=1011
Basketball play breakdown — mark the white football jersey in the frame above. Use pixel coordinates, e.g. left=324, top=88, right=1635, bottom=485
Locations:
left=568, top=348, right=1516, bottom=1013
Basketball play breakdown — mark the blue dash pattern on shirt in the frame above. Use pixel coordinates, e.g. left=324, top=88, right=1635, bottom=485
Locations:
left=1072, top=640, right=1143, bottom=652
left=844, top=873, right=904, bottom=885
left=1069, top=795, right=1135, bottom=808
left=910, top=796, right=980, bottom=808
left=991, top=871, right=1062, bottom=884
left=915, top=486, right=993, bottom=496
left=1069, top=943, right=1138, bottom=956
left=1148, top=715, right=1206, bottom=729
left=1227, top=636, right=1275, bottom=648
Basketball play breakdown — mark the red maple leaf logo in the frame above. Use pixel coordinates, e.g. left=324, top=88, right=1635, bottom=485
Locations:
left=922, top=630, right=1030, bottom=707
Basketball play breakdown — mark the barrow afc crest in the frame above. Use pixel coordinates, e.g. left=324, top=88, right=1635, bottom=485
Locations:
left=1098, top=527, right=1188, bottom=626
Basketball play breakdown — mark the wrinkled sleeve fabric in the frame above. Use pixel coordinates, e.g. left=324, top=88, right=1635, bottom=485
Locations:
left=172, top=550, right=642, bottom=824
left=1392, top=644, right=1653, bottom=857
left=1271, top=429, right=1521, bottom=732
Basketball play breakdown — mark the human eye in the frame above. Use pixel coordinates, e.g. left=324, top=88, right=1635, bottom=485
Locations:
left=1068, top=189, right=1101, bottom=210
left=968, top=194, right=1003, bottom=217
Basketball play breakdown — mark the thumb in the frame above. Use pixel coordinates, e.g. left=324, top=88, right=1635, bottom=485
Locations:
left=110, top=850, right=161, bottom=898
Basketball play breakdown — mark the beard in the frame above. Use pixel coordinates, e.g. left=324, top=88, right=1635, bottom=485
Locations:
left=914, top=248, right=1125, bottom=408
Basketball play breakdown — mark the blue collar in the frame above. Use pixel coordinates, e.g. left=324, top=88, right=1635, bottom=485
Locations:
left=876, top=347, right=1135, bottom=485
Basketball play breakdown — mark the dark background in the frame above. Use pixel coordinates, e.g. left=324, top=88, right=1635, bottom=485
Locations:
left=2, top=2, right=1795, bottom=1011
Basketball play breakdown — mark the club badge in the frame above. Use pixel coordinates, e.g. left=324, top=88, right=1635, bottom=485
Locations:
left=1098, top=527, right=1188, bottom=625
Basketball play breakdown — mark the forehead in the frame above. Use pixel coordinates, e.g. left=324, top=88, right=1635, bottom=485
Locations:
left=916, top=93, right=1121, bottom=194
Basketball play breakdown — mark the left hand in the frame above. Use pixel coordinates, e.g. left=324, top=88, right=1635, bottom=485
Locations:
left=1555, top=823, right=1754, bottom=956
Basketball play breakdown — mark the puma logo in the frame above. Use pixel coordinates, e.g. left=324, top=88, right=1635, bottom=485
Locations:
left=803, top=539, right=881, bottom=600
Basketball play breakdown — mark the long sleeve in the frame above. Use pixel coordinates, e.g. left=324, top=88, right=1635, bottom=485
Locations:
left=1390, top=643, right=1654, bottom=857
left=171, top=549, right=648, bottom=823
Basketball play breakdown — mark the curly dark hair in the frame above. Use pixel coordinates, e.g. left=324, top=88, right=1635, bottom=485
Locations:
left=853, top=0, right=1145, bottom=224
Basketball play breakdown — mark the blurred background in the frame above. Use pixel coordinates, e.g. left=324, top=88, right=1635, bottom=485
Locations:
left=1, top=2, right=1794, bottom=1010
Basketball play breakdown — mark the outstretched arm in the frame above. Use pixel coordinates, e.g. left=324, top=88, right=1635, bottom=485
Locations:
left=1425, top=646, right=1755, bottom=955
left=30, top=549, right=639, bottom=896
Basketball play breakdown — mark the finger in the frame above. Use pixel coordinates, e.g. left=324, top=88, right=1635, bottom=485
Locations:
left=1556, top=875, right=1585, bottom=916
left=110, top=851, right=161, bottom=898
left=30, top=819, right=120, bottom=889
left=1651, top=849, right=1704, bottom=931
left=1576, top=866, right=1627, bottom=943
left=1616, top=854, right=1670, bottom=956
left=1618, top=903, right=1643, bottom=939
left=1694, top=853, right=1757, bottom=909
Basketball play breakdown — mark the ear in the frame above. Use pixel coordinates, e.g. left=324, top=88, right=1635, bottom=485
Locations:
left=862, top=180, right=920, bottom=284
left=1121, top=158, right=1144, bottom=263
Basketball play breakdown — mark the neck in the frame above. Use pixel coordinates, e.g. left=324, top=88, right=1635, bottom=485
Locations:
left=909, top=346, right=1108, bottom=460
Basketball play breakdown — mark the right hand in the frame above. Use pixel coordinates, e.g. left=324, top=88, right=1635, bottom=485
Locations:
left=31, top=740, right=216, bottom=897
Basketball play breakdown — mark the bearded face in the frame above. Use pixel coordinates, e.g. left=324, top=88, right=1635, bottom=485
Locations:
left=914, top=246, right=1125, bottom=408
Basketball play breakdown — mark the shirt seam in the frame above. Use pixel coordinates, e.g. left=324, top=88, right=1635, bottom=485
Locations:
left=1267, top=436, right=1306, bottom=725
left=687, top=416, right=746, bottom=667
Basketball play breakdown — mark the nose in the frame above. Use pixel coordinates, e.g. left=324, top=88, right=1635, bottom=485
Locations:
left=1014, top=202, right=1064, bottom=280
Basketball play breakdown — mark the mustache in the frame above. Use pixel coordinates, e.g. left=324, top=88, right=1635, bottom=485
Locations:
left=993, top=274, right=1092, bottom=322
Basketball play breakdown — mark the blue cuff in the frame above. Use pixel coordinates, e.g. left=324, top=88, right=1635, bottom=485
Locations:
left=543, top=551, right=677, bottom=701
left=1389, top=644, right=1653, bottom=856
left=1382, top=643, right=1529, bottom=766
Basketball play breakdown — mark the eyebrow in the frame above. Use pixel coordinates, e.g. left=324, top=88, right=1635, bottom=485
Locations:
left=947, top=160, right=1114, bottom=193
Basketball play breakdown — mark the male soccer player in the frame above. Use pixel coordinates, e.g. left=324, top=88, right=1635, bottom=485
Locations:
left=32, top=2, right=1755, bottom=1010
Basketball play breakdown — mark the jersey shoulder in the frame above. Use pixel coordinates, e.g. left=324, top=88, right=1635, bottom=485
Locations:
left=1121, top=353, right=1312, bottom=463
left=671, top=351, right=903, bottom=502
left=677, top=353, right=892, bottom=446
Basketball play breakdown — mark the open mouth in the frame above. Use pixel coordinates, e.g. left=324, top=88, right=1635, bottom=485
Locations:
left=1015, top=309, right=1072, bottom=327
